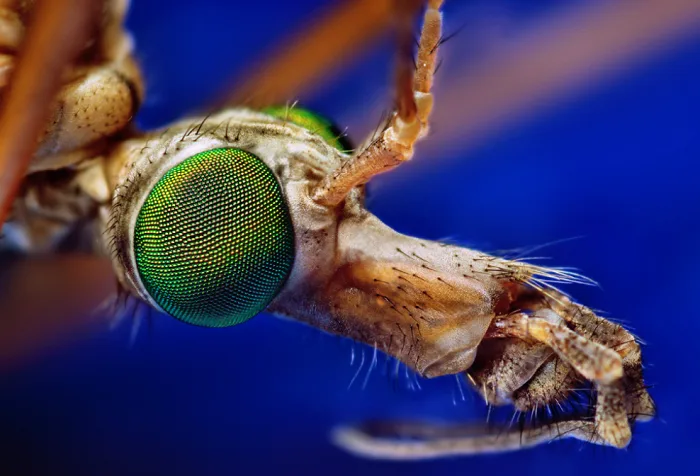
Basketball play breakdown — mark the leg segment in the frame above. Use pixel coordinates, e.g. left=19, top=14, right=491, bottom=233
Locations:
left=311, top=0, right=443, bottom=207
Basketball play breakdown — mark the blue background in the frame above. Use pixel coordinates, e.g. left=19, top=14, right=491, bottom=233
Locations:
left=1, top=0, right=698, bottom=474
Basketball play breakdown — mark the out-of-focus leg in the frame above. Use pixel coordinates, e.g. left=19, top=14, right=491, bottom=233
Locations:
left=0, top=0, right=99, bottom=225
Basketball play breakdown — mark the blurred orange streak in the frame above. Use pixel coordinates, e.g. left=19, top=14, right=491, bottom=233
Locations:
left=0, top=0, right=97, bottom=225
left=413, top=0, right=700, bottom=168
left=221, top=0, right=394, bottom=108
left=0, top=256, right=114, bottom=371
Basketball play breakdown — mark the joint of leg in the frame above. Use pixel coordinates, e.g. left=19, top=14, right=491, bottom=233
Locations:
left=386, top=113, right=421, bottom=150
left=415, top=91, right=434, bottom=126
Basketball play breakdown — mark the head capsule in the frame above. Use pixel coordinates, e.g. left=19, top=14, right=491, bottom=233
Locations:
left=106, top=108, right=349, bottom=328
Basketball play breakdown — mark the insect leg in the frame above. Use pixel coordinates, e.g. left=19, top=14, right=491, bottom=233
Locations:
left=311, top=0, right=443, bottom=207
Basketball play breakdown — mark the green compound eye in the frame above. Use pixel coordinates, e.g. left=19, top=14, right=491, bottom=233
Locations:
left=133, top=148, right=295, bottom=328
left=263, top=106, right=353, bottom=152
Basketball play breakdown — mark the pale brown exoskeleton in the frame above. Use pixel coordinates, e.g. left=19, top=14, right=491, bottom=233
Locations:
left=0, top=0, right=655, bottom=459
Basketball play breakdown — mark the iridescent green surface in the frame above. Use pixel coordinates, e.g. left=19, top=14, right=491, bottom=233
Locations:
left=133, top=148, right=295, bottom=327
left=263, top=106, right=352, bottom=152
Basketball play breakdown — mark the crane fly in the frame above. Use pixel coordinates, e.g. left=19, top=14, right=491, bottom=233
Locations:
left=0, top=0, right=658, bottom=459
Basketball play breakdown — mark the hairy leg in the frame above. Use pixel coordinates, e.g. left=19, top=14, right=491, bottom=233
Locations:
left=311, top=0, right=443, bottom=207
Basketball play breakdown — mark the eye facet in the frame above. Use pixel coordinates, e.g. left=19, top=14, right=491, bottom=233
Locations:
left=133, top=148, right=295, bottom=327
left=263, top=106, right=352, bottom=152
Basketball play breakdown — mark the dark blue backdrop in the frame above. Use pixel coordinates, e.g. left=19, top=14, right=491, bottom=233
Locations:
left=1, top=1, right=698, bottom=474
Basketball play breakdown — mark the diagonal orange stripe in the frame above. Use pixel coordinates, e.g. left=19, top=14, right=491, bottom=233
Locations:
left=219, top=0, right=394, bottom=108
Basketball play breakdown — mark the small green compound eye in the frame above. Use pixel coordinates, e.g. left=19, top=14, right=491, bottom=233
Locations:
left=133, top=148, right=295, bottom=328
left=263, top=106, right=353, bottom=152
